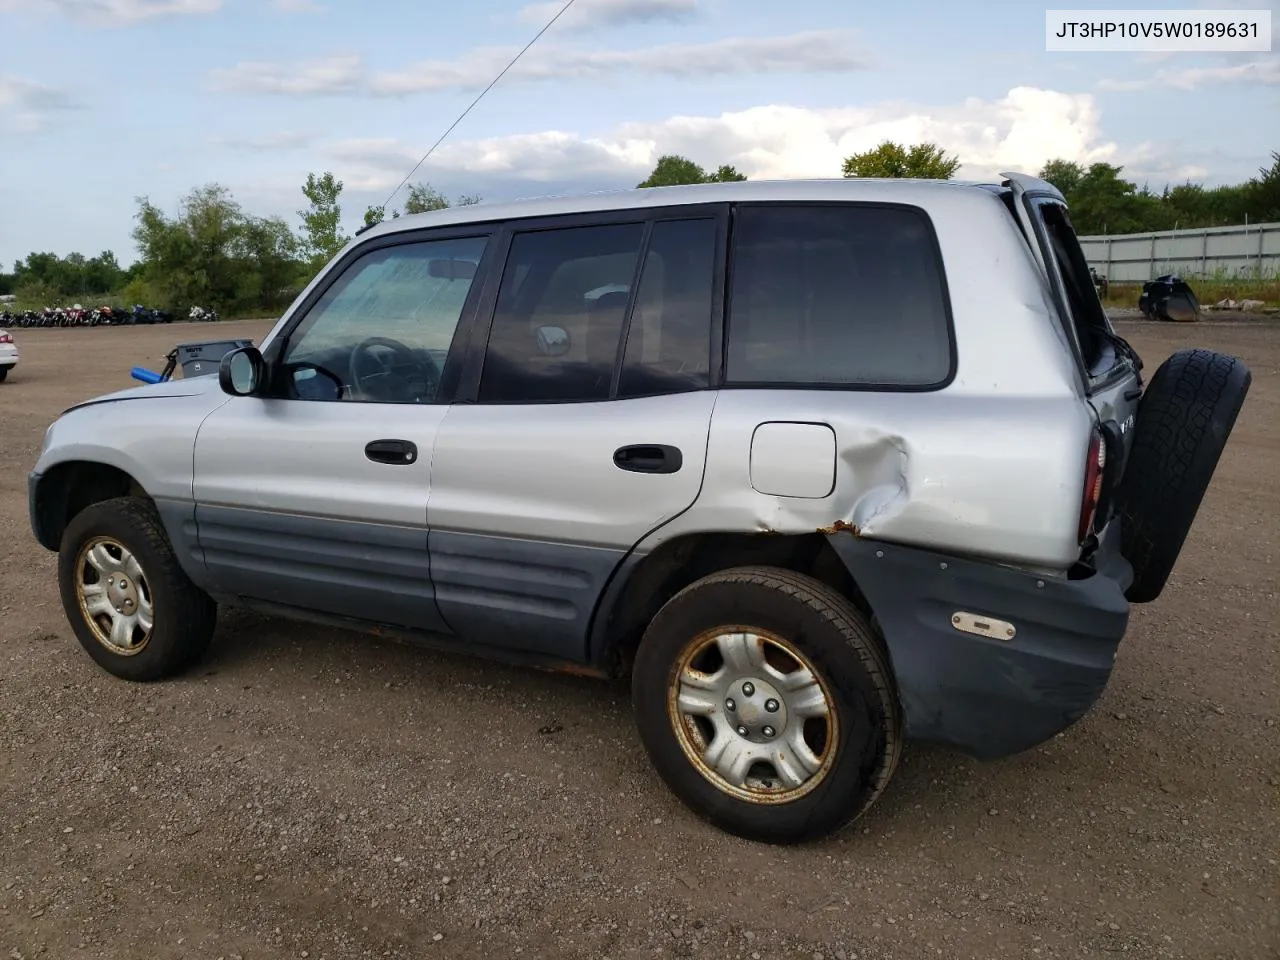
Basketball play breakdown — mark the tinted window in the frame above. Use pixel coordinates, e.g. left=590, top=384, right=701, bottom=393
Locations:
left=282, top=236, right=487, bottom=403
left=617, top=218, right=716, bottom=398
left=479, top=223, right=644, bottom=403
left=725, top=205, right=952, bottom=387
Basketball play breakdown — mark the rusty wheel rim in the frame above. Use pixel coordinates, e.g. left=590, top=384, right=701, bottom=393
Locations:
left=666, top=626, right=839, bottom=804
left=74, top=537, right=154, bottom=656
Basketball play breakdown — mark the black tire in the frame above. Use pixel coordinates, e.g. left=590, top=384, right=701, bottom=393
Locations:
left=0, top=366, right=8, bottom=382
left=631, top=566, right=902, bottom=845
left=58, top=496, right=217, bottom=681
left=1117, top=349, right=1251, bottom=603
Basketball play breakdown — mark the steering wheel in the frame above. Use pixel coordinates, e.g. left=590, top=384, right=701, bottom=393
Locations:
left=348, top=336, right=439, bottom=403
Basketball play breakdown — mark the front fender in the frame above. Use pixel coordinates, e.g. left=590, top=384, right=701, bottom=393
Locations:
left=33, top=390, right=228, bottom=501
left=30, top=393, right=230, bottom=595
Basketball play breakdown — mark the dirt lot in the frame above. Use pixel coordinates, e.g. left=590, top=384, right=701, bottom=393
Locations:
left=1, top=318, right=1277, bottom=960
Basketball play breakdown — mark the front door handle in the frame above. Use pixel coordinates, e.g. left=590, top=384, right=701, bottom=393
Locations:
left=613, top=444, right=682, bottom=474
left=365, top=438, right=418, bottom=465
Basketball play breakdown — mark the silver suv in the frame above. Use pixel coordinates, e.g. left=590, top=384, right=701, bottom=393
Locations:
left=29, top=173, right=1251, bottom=844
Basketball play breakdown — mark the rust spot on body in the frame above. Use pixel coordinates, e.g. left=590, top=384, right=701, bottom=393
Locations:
left=816, top=519, right=861, bottom=536
left=537, top=661, right=610, bottom=680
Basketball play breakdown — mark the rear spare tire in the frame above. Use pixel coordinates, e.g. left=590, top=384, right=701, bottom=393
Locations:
left=1117, top=348, right=1251, bottom=603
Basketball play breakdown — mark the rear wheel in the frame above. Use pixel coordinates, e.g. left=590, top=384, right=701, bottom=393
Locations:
left=1117, top=349, right=1252, bottom=603
left=631, top=566, right=901, bottom=844
left=0, top=367, right=9, bottom=382
left=58, top=497, right=217, bottom=681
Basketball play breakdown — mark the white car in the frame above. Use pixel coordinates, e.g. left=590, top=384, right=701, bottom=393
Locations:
left=0, top=329, right=17, bottom=382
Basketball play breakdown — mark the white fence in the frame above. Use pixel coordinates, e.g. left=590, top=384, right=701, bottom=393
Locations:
left=1079, top=222, right=1280, bottom=283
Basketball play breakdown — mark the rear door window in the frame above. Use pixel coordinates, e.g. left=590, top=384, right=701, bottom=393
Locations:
left=724, top=204, right=953, bottom=388
left=475, top=214, right=719, bottom=404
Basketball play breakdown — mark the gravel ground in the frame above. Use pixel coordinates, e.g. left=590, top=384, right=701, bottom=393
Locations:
left=1, top=318, right=1277, bottom=960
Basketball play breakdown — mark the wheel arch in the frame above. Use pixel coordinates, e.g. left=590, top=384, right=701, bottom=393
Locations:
left=31, top=460, right=153, bottom=551
left=587, top=531, right=875, bottom=677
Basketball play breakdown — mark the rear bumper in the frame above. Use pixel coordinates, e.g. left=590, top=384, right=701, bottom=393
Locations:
left=826, top=520, right=1132, bottom=760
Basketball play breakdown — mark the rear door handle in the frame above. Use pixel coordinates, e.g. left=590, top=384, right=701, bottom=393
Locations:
left=613, top=444, right=682, bottom=474
left=365, top=438, right=418, bottom=465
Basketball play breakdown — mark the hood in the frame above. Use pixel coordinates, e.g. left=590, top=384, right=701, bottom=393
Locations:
left=63, top=372, right=224, bottom=413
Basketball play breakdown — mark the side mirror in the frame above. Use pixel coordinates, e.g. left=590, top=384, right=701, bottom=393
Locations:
left=219, top=346, right=265, bottom=397
left=534, top=325, right=571, bottom=357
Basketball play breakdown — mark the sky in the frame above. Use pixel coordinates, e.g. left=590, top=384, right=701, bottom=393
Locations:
left=0, top=0, right=1277, bottom=268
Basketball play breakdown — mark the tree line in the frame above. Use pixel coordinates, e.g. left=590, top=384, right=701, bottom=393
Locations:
left=3, top=146, right=1276, bottom=315
left=0, top=173, right=485, bottom=316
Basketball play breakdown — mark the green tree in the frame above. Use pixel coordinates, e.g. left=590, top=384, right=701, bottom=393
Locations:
left=363, top=184, right=482, bottom=227
left=403, top=183, right=450, bottom=214
left=842, top=141, right=961, bottom=179
left=298, top=171, right=348, bottom=268
left=14, top=278, right=60, bottom=305
left=638, top=155, right=706, bottom=187
left=1062, top=163, right=1170, bottom=235
left=636, top=155, right=747, bottom=188
left=236, top=216, right=303, bottom=310
left=132, top=185, right=245, bottom=310
left=402, top=182, right=482, bottom=214
left=84, top=251, right=126, bottom=296
left=1245, top=150, right=1280, bottom=222
left=1038, top=159, right=1085, bottom=197
left=709, top=164, right=747, bottom=183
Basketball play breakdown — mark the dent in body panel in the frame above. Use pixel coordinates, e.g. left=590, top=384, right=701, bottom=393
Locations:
left=644, top=390, right=1092, bottom=571
left=428, top=531, right=625, bottom=661
left=637, top=191, right=1094, bottom=569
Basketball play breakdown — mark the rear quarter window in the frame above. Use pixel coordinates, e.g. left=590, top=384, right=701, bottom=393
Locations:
left=725, top=204, right=953, bottom=388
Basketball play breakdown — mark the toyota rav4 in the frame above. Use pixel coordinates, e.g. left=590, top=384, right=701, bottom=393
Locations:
left=29, top=173, right=1251, bottom=843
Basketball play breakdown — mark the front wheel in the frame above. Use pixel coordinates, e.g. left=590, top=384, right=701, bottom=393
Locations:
left=631, top=566, right=902, bottom=844
left=58, top=497, right=217, bottom=682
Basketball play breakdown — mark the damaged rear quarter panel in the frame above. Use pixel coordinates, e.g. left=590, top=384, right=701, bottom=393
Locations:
left=635, top=191, right=1095, bottom=572
left=648, top=391, right=1091, bottom=569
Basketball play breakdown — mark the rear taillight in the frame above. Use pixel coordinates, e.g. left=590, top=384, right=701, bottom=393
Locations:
left=0, top=333, right=12, bottom=344
left=1077, top=428, right=1106, bottom=543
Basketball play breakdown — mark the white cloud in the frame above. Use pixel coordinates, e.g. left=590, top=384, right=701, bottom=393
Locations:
left=516, top=0, right=698, bottom=31
left=209, top=130, right=315, bottom=151
left=209, top=30, right=869, bottom=97
left=0, top=0, right=220, bottom=25
left=322, top=86, right=1122, bottom=197
left=1099, top=57, right=1280, bottom=91
left=0, top=75, right=78, bottom=133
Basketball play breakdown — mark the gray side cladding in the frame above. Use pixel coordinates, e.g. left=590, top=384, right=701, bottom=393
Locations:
left=427, top=530, right=625, bottom=661
left=194, top=504, right=447, bottom=633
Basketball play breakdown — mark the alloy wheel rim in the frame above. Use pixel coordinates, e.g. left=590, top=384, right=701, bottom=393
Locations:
left=667, top=626, right=838, bottom=804
left=75, top=537, right=155, bottom=656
